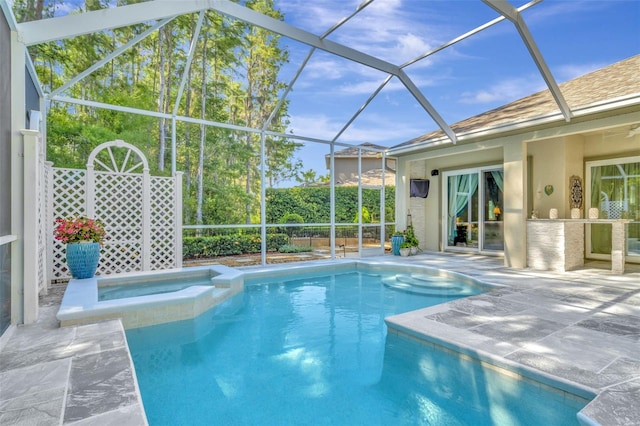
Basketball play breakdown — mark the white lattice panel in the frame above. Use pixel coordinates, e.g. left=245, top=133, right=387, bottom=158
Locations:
left=50, top=168, right=87, bottom=278
left=150, top=176, right=177, bottom=270
left=48, top=140, right=182, bottom=280
left=36, top=139, right=47, bottom=294
left=95, top=172, right=144, bottom=274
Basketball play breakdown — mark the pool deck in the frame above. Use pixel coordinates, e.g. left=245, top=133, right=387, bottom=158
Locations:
left=1, top=252, right=639, bottom=425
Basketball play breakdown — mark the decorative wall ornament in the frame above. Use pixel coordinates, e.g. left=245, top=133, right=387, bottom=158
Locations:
left=544, top=185, right=554, bottom=196
left=569, top=175, right=583, bottom=209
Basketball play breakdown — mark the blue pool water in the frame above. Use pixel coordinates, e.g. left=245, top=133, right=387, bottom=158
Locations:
left=126, top=268, right=586, bottom=425
left=98, top=276, right=213, bottom=301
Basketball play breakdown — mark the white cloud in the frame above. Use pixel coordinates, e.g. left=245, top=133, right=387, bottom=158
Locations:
left=459, top=75, right=546, bottom=105
left=555, top=63, right=607, bottom=83
left=288, top=111, right=431, bottom=146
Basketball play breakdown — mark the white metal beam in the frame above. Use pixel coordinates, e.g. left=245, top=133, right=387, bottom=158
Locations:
left=482, top=0, right=573, bottom=121
left=402, top=0, right=541, bottom=69
left=173, top=12, right=205, bottom=116
left=396, top=70, right=458, bottom=143
left=333, top=75, right=394, bottom=142
left=49, top=18, right=174, bottom=98
left=17, top=0, right=400, bottom=75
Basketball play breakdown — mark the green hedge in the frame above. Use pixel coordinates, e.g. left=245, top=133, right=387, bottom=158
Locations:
left=183, top=233, right=289, bottom=258
left=265, top=186, right=395, bottom=224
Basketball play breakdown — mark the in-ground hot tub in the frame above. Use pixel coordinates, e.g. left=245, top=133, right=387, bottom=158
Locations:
left=57, top=265, right=244, bottom=328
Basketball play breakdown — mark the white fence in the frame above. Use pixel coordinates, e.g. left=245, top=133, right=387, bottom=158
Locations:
left=47, top=140, right=182, bottom=280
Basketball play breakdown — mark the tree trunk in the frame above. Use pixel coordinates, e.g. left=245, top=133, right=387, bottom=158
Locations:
left=157, top=29, right=167, bottom=172
left=196, top=35, right=208, bottom=225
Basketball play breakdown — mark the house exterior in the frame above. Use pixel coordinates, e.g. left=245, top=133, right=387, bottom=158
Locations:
left=389, top=54, right=640, bottom=270
left=325, top=142, right=396, bottom=186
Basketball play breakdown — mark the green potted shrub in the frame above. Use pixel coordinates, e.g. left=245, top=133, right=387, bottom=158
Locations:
left=399, top=241, right=411, bottom=257
left=404, top=226, right=420, bottom=255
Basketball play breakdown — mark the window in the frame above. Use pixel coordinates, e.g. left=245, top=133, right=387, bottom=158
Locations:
left=586, top=156, right=640, bottom=259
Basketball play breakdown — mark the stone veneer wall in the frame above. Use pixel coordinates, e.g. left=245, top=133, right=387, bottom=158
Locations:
left=526, top=220, right=584, bottom=271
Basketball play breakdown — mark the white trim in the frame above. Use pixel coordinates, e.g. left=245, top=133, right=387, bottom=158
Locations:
left=0, top=235, right=17, bottom=245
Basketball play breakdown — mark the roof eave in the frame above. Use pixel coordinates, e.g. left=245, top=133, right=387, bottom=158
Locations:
left=387, top=94, right=640, bottom=156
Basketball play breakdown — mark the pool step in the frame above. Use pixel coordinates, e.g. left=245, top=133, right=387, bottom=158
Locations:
left=382, top=274, right=470, bottom=296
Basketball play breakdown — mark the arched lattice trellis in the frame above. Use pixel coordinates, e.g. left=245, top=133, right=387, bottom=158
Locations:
left=48, top=140, right=182, bottom=279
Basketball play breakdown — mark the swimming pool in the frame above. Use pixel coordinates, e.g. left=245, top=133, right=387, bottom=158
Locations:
left=57, top=265, right=244, bottom=328
left=126, top=264, right=587, bottom=425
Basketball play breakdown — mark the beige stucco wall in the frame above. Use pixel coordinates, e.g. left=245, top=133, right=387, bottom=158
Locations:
left=332, top=157, right=385, bottom=183
left=527, top=135, right=585, bottom=219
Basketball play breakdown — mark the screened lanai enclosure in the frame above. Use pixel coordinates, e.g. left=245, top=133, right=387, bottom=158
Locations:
left=2, top=0, right=639, bottom=301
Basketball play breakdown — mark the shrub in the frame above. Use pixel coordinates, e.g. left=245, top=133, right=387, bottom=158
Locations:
left=183, top=233, right=289, bottom=259
left=278, top=244, right=313, bottom=253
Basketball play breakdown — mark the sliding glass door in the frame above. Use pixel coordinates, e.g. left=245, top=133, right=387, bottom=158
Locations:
left=586, top=156, right=640, bottom=260
left=443, top=166, right=504, bottom=253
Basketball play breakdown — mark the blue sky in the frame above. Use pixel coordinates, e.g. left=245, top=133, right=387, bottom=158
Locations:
left=272, top=0, right=639, bottom=180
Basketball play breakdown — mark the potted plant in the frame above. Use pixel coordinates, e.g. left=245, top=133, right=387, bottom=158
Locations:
left=54, top=216, right=106, bottom=279
left=391, top=229, right=405, bottom=256
left=404, top=225, right=420, bottom=255
left=399, top=241, right=411, bottom=257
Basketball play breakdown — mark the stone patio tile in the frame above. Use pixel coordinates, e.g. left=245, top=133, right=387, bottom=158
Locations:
left=0, top=358, right=70, bottom=401
left=74, top=319, right=123, bottom=339
left=0, top=387, right=65, bottom=426
left=469, top=315, right=566, bottom=347
left=65, top=403, right=147, bottom=426
left=603, top=301, right=640, bottom=318
left=0, top=324, right=76, bottom=358
left=70, top=329, right=128, bottom=357
left=525, top=283, right=597, bottom=299
left=505, top=350, right=624, bottom=390
left=64, top=348, right=138, bottom=424
left=559, top=295, right=615, bottom=310
left=618, top=293, right=640, bottom=307
left=425, top=309, right=493, bottom=329
left=0, top=328, right=125, bottom=373
left=520, top=326, right=638, bottom=372
left=576, top=312, right=640, bottom=342
left=446, top=295, right=531, bottom=317
left=578, top=379, right=640, bottom=426
left=501, top=290, right=567, bottom=308
left=518, top=301, right=592, bottom=325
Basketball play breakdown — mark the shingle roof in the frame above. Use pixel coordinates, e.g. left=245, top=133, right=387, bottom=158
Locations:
left=330, top=142, right=387, bottom=158
left=393, top=54, right=640, bottom=149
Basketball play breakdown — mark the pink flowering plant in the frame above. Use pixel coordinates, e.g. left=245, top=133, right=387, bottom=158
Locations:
left=54, top=216, right=106, bottom=245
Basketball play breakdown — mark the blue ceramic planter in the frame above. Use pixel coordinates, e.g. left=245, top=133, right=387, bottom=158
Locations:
left=66, top=242, right=100, bottom=279
left=391, top=235, right=404, bottom=256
